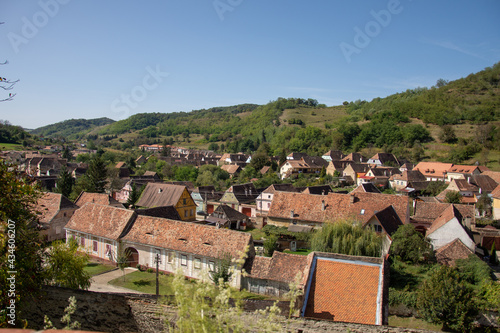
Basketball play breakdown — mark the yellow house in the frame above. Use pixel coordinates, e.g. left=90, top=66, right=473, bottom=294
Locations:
left=136, top=183, right=197, bottom=221
left=492, top=185, right=500, bottom=220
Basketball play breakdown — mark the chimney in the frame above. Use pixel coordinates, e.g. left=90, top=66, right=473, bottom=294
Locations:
left=322, top=200, right=325, bottom=211
left=290, top=210, right=294, bottom=218
left=350, top=195, right=355, bottom=204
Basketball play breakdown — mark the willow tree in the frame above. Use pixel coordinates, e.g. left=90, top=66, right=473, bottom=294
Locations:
left=310, top=221, right=382, bottom=257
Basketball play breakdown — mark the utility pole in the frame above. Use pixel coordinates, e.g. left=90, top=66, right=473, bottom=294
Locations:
left=155, top=253, right=161, bottom=298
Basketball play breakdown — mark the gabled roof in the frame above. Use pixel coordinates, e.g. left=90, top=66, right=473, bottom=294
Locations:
left=451, top=179, right=479, bottom=192
left=369, top=153, right=399, bottom=166
left=115, top=161, right=126, bottom=169
left=35, top=192, right=78, bottom=223
left=447, top=164, right=479, bottom=174
left=426, top=205, right=463, bottom=236
left=246, top=252, right=311, bottom=285
left=368, top=205, right=403, bottom=236
left=390, top=170, right=427, bottom=182
left=121, top=215, right=252, bottom=260
left=492, top=184, right=500, bottom=199
left=221, top=164, right=241, bottom=175
left=350, top=183, right=381, bottom=194
left=284, top=160, right=310, bottom=169
left=302, top=185, right=333, bottom=195
left=341, top=152, right=367, bottom=163
left=135, top=206, right=182, bottom=221
left=287, top=152, right=309, bottom=160
left=164, top=181, right=195, bottom=190
left=345, top=163, right=371, bottom=173
left=481, top=171, right=500, bottom=184
left=65, top=203, right=136, bottom=239
left=302, top=156, right=328, bottom=168
left=435, top=238, right=474, bottom=266
left=469, top=175, right=498, bottom=193
left=268, top=192, right=409, bottom=225
left=74, top=192, right=124, bottom=208
left=226, top=183, right=259, bottom=203
left=322, top=150, right=344, bottom=161
left=213, top=204, right=249, bottom=221
left=413, top=201, right=475, bottom=225
left=136, top=183, right=188, bottom=208
left=262, top=183, right=300, bottom=194
left=368, top=167, right=400, bottom=177
left=413, top=162, right=453, bottom=178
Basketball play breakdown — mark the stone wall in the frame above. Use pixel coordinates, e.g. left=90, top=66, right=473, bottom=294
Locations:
left=24, top=286, right=437, bottom=333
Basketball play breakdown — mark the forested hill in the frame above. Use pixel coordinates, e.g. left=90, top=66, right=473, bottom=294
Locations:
left=31, top=117, right=115, bottom=139
left=346, top=62, right=500, bottom=125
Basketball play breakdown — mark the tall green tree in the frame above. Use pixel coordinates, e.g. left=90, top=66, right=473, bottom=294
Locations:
left=0, top=160, right=44, bottom=327
left=126, top=183, right=140, bottom=209
left=85, top=155, right=107, bottom=193
left=417, top=265, right=477, bottom=332
left=444, top=190, right=462, bottom=204
left=310, top=221, right=382, bottom=257
left=55, top=165, right=74, bottom=198
left=43, top=239, right=91, bottom=290
left=390, top=224, right=434, bottom=264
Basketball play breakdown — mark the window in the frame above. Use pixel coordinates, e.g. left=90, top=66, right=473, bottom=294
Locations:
left=106, top=244, right=112, bottom=257
left=184, top=210, right=188, bottom=218
left=80, top=236, right=85, bottom=247
left=183, top=198, right=187, bottom=205
left=190, top=209, right=193, bottom=216
left=208, top=261, right=215, bottom=272
left=374, top=224, right=383, bottom=233
left=180, top=255, right=187, bottom=266
left=360, top=209, right=365, bottom=215
left=92, top=240, right=98, bottom=253
left=194, top=258, right=201, bottom=269
left=166, top=251, right=173, bottom=264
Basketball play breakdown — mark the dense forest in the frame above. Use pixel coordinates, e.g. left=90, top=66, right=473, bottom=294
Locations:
left=31, top=117, right=115, bottom=139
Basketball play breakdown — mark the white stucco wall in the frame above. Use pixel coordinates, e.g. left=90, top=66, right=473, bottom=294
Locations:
left=427, top=218, right=475, bottom=251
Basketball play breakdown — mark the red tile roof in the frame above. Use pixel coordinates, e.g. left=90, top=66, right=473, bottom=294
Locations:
left=136, top=183, right=187, bottom=208
left=304, top=254, right=384, bottom=325
left=268, top=192, right=409, bottom=225
left=246, top=252, right=311, bottom=285
left=426, top=205, right=462, bottom=236
left=413, top=162, right=453, bottom=178
left=75, top=192, right=124, bottom=208
left=447, top=164, right=479, bottom=174
left=122, top=215, right=253, bottom=260
left=65, top=203, right=136, bottom=239
left=481, top=171, right=500, bottom=184
left=435, top=238, right=474, bottom=266
left=35, top=192, right=78, bottom=223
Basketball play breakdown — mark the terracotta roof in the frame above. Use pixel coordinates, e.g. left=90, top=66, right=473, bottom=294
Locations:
left=65, top=203, right=136, bottom=239
left=447, top=164, right=479, bottom=174
left=390, top=170, right=427, bottom=182
left=351, top=183, right=381, bottom=194
left=492, top=184, right=500, bottom=199
left=469, top=175, right=498, bottom=193
left=369, top=153, right=399, bottom=166
left=426, top=205, right=463, bottom=236
left=451, top=179, right=479, bottom=192
left=413, top=201, right=475, bottom=225
left=262, top=184, right=300, bottom=194
left=413, top=162, right=453, bottom=178
left=302, top=156, right=328, bottom=168
left=247, top=252, right=310, bottom=285
left=322, top=150, right=344, bottom=160
left=302, top=185, right=333, bottom=195
left=304, top=254, right=384, bottom=325
left=136, top=183, right=187, bottom=208
left=481, top=171, right=500, bottom=184
left=35, top=192, right=78, bottom=223
left=164, top=181, right=195, bottom=190
left=121, top=215, right=252, bottom=260
left=268, top=192, right=409, bottom=225
left=260, top=166, right=270, bottom=175
left=221, top=164, right=241, bottom=174
left=435, top=238, right=474, bottom=266
left=74, top=192, right=124, bottom=208
left=115, top=161, right=126, bottom=168
left=213, top=204, right=249, bottom=221
left=341, top=152, right=367, bottom=163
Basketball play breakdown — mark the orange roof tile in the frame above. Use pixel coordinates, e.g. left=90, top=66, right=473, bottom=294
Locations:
left=435, top=238, right=474, bottom=266
left=75, top=192, right=124, bottom=208
left=413, top=162, right=453, bottom=178
left=34, top=192, right=78, bottom=223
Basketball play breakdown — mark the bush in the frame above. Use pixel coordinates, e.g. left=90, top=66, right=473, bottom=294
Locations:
left=147, top=268, right=154, bottom=273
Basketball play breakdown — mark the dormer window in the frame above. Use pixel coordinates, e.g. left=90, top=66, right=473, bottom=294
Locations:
left=360, top=209, right=365, bottom=215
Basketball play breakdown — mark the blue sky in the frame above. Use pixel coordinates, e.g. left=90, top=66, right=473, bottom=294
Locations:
left=1, top=0, right=499, bottom=129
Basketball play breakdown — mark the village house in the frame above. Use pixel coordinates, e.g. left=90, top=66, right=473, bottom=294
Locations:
left=342, top=163, right=370, bottom=185
left=220, top=164, right=241, bottom=178
left=440, top=178, right=479, bottom=204
left=360, top=166, right=401, bottom=188
left=219, top=183, right=260, bottom=217
left=302, top=185, right=333, bottom=195
left=266, top=191, right=410, bottom=230
left=65, top=204, right=136, bottom=263
left=321, top=150, right=345, bottom=162
left=135, top=155, right=146, bottom=165
left=410, top=201, right=475, bottom=234
left=286, top=152, right=309, bottom=160
left=74, top=192, right=125, bottom=209
left=206, top=204, right=250, bottom=230
left=114, top=161, right=133, bottom=178
left=367, top=153, right=399, bottom=167
left=389, top=170, right=428, bottom=192
left=413, top=161, right=453, bottom=182
left=302, top=252, right=389, bottom=325
left=350, top=183, right=381, bottom=194
left=191, top=185, right=223, bottom=217
left=341, top=152, right=367, bottom=163
left=426, top=204, right=476, bottom=252
left=255, top=184, right=300, bottom=226
left=446, top=164, right=481, bottom=183
left=435, top=238, right=475, bottom=266
left=363, top=205, right=403, bottom=254
left=242, top=251, right=312, bottom=298
left=217, top=153, right=248, bottom=167
left=35, top=192, right=79, bottom=241
left=135, top=183, right=197, bottom=222
left=280, top=159, right=311, bottom=179
left=325, top=160, right=351, bottom=177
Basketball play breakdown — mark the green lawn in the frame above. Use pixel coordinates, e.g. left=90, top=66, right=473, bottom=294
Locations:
left=0, top=143, right=24, bottom=150
left=389, top=316, right=442, bottom=331
left=109, top=270, right=269, bottom=300
left=84, top=262, right=117, bottom=276
left=243, top=227, right=267, bottom=241
left=283, top=249, right=312, bottom=256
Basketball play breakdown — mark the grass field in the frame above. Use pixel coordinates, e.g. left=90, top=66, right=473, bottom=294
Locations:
left=0, top=143, right=24, bottom=150
left=283, top=249, right=312, bottom=256
left=83, top=262, right=117, bottom=276
left=281, top=106, right=348, bottom=129
left=388, top=316, right=442, bottom=331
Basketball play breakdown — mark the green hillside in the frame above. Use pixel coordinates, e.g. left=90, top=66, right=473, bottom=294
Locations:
left=32, top=117, right=115, bottom=139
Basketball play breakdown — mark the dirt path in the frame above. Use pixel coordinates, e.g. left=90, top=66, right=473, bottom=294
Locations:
left=89, top=267, right=147, bottom=294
